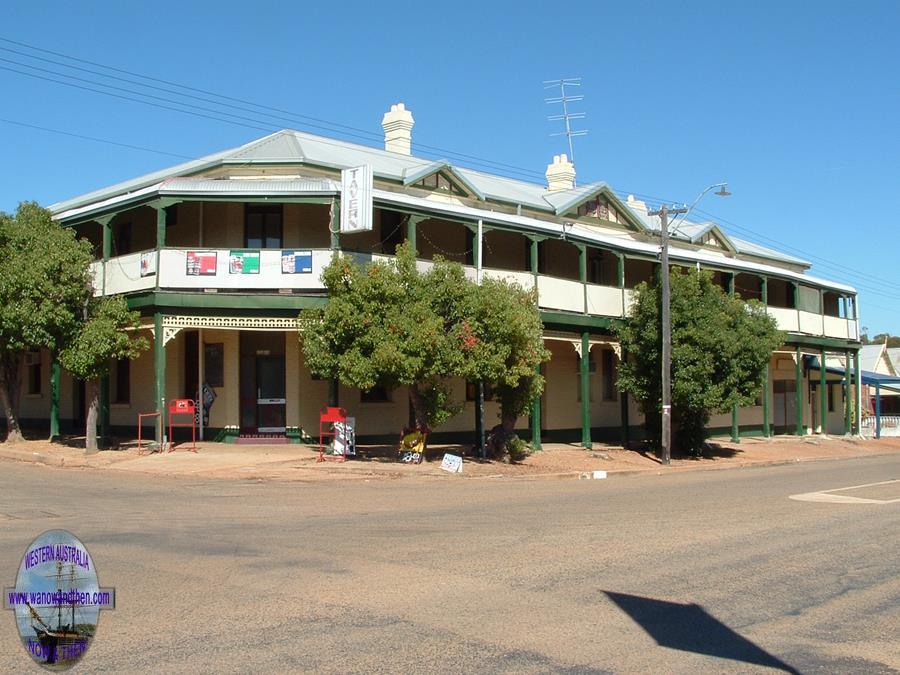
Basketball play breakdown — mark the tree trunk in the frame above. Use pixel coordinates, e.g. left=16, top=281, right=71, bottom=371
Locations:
left=0, top=354, right=23, bottom=443
left=85, top=379, right=99, bottom=454
left=408, top=384, right=429, bottom=430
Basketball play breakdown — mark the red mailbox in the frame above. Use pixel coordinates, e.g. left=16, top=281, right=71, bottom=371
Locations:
left=168, top=399, right=197, bottom=452
left=318, top=406, right=347, bottom=463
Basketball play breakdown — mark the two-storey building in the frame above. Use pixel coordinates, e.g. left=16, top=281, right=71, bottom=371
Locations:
left=22, top=103, right=862, bottom=447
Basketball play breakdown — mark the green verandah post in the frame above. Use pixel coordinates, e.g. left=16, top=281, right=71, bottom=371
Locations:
left=154, top=312, right=165, bottom=445
left=795, top=345, right=804, bottom=436
left=729, top=273, right=739, bottom=442
left=49, top=355, right=60, bottom=441
left=531, top=363, right=542, bottom=450
left=580, top=332, right=592, bottom=449
left=820, top=348, right=827, bottom=435
left=844, top=349, right=852, bottom=435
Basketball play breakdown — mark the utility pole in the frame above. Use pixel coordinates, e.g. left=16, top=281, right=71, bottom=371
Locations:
left=647, top=203, right=686, bottom=465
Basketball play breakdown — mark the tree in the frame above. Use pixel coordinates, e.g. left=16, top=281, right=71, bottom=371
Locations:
left=300, top=243, right=470, bottom=430
left=299, top=243, right=550, bottom=456
left=456, top=278, right=549, bottom=457
left=615, top=267, right=784, bottom=454
left=0, top=202, right=94, bottom=442
left=59, top=297, right=148, bottom=452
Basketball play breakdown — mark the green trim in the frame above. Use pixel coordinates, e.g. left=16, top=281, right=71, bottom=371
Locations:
left=330, top=197, right=340, bottom=251
left=540, top=311, right=615, bottom=330
left=126, top=292, right=327, bottom=312
left=406, top=215, right=418, bottom=254
left=787, top=334, right=861, bottom=349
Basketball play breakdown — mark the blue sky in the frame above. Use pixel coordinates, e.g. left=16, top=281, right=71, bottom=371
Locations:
left=3, top=1, right=898, bottom=334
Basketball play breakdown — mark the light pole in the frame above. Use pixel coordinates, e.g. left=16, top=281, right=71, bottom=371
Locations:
left=648, top=183, right=730, bottom=465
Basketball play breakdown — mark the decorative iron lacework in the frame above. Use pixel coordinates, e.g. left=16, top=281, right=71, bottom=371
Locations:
left=146, top=316, right=301, bottom=344
left=543, top=331, right=621, bottom=358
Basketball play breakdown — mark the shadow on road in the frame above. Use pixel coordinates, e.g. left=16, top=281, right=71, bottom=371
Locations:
left=604, top=591, right=800, bottom=674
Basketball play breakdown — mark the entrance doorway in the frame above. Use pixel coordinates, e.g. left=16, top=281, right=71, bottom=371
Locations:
left=773, top=379, right=798, bottom=434
left=239, top=333, right=286, bottom=433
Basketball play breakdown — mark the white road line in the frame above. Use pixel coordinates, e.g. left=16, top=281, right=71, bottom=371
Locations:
left=790, top=479, right=900, bottom=504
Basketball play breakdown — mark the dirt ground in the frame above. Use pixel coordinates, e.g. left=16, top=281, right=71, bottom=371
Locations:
left=2, top=432, right=899, bottom=482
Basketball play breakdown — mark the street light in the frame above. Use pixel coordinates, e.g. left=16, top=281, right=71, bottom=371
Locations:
left=648, top=183, right=730, bottom=465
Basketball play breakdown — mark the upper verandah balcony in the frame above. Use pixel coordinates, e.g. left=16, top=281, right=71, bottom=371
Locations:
left=74, top=198, right=859, bottom=342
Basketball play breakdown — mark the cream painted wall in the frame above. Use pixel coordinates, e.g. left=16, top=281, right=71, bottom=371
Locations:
left=543, top=341, right=581, bottom=430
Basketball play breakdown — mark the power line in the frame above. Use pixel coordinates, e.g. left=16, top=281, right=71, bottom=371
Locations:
left=0, top=36, right=550, bottom=181
left=0, top=36, right=891, bottom=300
left=0, top=117, right=192, bottom=159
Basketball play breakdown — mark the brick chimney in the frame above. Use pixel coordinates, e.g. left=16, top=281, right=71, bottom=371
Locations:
left=545, top=154, right=575, bottom=191
left=381, top=103, right=415, bottom=155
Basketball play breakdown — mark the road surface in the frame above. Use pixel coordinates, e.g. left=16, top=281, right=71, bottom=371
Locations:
left=1, top=455, right=898, bottom=673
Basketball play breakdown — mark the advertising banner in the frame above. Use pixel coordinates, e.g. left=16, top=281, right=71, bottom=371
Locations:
left=229, top=250, right=260, bottom=274
left=281, top=250, right=313, bottom=274
left=186, top=251, right=217, bottom=276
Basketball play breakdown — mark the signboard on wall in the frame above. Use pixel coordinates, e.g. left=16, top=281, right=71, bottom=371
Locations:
left=140, top=252, right=156, bottom=277
left=186, top=251, right=217, bottom=276
left=229, top=250, right=260, bottom=274
left=340, top=164, right=373, bottom=233
left=281, top=250, right=313, bottom=274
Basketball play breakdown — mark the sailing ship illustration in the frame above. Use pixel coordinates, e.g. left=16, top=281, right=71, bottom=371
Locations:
left=22, top=560, right=95, bottom=667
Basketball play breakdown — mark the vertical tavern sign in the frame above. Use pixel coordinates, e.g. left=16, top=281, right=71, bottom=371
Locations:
left=340, top=164, right=373, bottom=233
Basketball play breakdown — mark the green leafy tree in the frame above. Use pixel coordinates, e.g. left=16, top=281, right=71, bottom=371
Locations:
left=59, top=297, right=148, bottom=452
left=457, top=278, right=549, bottom=457
left=615, top=267, right=784, bottom=454
left=300, top=243, right=470, bottom=430
left=0, top=202, right=94, bottom=442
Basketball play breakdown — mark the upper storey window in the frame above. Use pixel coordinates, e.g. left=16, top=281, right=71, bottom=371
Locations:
left=245, top=204, right=283, bottom=249
left=576, top=197, right=619, bottom=223
left=414, top=171, right=467, bottom=198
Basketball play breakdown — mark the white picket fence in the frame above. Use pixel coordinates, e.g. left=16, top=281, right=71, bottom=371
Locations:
left=861, top=415, right=900, bottom=437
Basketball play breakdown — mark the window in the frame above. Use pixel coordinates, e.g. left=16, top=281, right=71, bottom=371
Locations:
left=26, top=353, right=41, bottom=395
left=414, top=172, right=467, bottom=197
left=576, top=197, right=617, bottom=222
left=245, top=204, right=283, bottom=249
left=361, top=385, right=391, bottom=403
left=465, top=382, right=495, bottom=402
left=113, top=358, right=130, bottom=404
left=204, top=343, right=224, bottom=388
left=601, top=349, right=617, bottom=401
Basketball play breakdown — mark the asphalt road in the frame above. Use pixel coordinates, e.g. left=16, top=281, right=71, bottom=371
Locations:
left=0, top=456, right=898, bottom=674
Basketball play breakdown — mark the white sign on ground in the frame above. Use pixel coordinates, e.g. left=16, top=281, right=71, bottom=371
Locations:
left=440, top=453, right=463, bottom=474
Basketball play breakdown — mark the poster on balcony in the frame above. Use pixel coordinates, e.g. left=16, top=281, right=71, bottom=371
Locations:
left=139, top=251, right=156, bottom=277
left=281, top=250, right=312, bottom=274
left=340, top=164, right=373, bottom=233
left=186, top=250, right=217, bottom=276
left=229, top=250, right=260, bottom=274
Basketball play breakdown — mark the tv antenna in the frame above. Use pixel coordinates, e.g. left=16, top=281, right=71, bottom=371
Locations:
left=543, top=77, right=588, bottom=167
